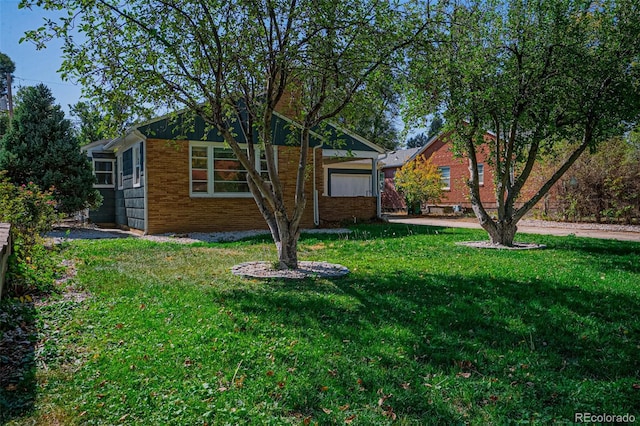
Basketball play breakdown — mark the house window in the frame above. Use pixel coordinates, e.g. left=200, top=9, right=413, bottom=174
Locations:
left=477, top=163, right=484, bottom=185
left=117, top=155, right=123, bottom=189
left=439, top=166, right=451, bottom=190
left=190, top=142, right=274, bottom=197
left=93, top=159, right=115, bottom=188
left=133, top=142, right=144, bottom=187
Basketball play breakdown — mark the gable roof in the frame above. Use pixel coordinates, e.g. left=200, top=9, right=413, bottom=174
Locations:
left=380, top=147, right=423, bottom=168
left=98, top=109, right=384, bottom=154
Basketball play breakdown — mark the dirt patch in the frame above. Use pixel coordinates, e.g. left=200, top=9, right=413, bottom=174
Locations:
left=456, top=241, right=546, bottom=250
left=232, top=261, right=350, bottom=279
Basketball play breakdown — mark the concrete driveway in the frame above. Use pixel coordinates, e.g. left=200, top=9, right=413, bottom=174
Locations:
left=386, top=216, right=640, bottom=242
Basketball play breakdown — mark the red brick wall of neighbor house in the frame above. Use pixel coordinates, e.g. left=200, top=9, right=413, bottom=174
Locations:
left=382, top=168, right=406, bottom=211
left=145, top=139, right=377, bottom=233
left=145, top=139, right=319, bottom=234
left=382, top=136, right=498, bottom=211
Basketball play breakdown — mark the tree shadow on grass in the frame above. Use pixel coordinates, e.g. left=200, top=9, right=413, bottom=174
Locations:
left=221, top=264, right=640, bottom=421
left=0, top=299, right=37, bottom=423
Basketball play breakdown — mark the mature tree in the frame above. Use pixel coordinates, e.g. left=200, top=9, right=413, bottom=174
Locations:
left=70, top=101, right=110, bottom=146
left=338, top=83, right=403, bottom=150
left=394, top=156, right=443, bottom=214
left=0, top=52, right=15, bottom=96
left=23, top=0, right=427, bottom=268
left=0, top=84, right=100, bottom=213
left=407, top=0, right=640, bottom=245
left=406, top=132, right=430, bottom=148
left=427, top=115, right=443, bottom=138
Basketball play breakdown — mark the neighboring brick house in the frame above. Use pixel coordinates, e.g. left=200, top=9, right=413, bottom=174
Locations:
left=83, top=111, right=384, bottom=234
left=381, top=132, right=497, bottom=212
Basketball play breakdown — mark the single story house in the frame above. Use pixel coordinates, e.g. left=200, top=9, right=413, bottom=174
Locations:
left=381, top=132, right=497, bottom=213
left=83, top=111, right=385, bottom=234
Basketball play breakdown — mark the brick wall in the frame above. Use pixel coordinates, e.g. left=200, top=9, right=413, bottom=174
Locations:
left=382, top=134, right=498, bottom=211
left=318, top=196, right=377, bottom=224
left=145, top=139, right=318, bottom=234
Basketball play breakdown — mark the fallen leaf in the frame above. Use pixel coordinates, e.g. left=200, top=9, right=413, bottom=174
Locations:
left=277, top=381, right=285, bottom=388
left=378, top=393, right=392, bottom=406
left=345, top=414, right=356, bottom=424
left=79, top=411, right=87, bottom=417
left=320, top=385, right=329, bottom=392
left=115, top=323, right=124, bottom=329
left=382, top=405, right=397, bottom=420
left=266, top=370, right=274, bottom=376
left=322, top=408, right=332, bottom=414
left=303, top=417, right=312, bottom=425
left=5, top=384, right=17, bottom=391
left=119, top=413, right=129, bottom=422
left=184, top=358, right=193, bottom=367
left=401, top=382, right=410, bottom=390
left=457, top=372, right=471, bottom=379
left=633, top=383, right=640, bottom=390
left=339, top=403, right=350, bottom=411
left=139, top=304, right=146, bottom=310
left=328, top=369, right=338, bottom=377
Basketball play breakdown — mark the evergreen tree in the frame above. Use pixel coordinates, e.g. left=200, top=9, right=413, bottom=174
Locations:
left=0, top=84, right=100, bottom=214
left=406, top=132, right=430, bottom=148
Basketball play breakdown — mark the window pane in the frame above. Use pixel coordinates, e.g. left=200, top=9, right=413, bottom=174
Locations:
left=95, top=161, right=113, bottom=172
left=213, top=148, right=238, bottom=159
left=214, top=170, right=247, bottom=182
left=214, top=181, right=250, bottom=192
left=192, top=146, right=207, bottom=158
left=192, top=182, right=208, bottom=193
left=192, top=169, right=208, bottom=181
left=214, top=159, right=244, bottom=171
left=96, top=172, right=113, bottom=185
left=192, top=158, right=208, bottom=169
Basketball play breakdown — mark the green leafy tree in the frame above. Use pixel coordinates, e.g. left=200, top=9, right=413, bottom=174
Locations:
left=0, top=84, right=101, bottom=214
left=338, top=82, right=402, bottom=150
left=407, top=0, right=640, bottom=245
left=70, top=101, right=110, bottom=146
left=0, top=52, right=15, bottom=96
left=394, top=156, right=443, bottom=214
left=22, top=0, right=428, bottom=268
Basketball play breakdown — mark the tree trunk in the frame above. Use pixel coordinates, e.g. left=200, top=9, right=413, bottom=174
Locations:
left=482, top=220, right=518, bottom=246
left=275, top=222, right=299, bottom=269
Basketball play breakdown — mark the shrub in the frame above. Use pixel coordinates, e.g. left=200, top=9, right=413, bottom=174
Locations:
left=0, top=173, right=63, bottom=294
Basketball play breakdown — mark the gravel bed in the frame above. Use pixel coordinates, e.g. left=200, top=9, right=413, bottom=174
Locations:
left=232, top=261, right=350, bottom=279
left=47, top=225, right=352, bottom=244
left=519, top=219, right=640, bottom=233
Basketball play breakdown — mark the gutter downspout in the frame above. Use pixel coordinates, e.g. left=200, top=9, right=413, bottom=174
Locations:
left=313, top=143, right=324, bottom=226
left=376, top=152, right=389, bottom=219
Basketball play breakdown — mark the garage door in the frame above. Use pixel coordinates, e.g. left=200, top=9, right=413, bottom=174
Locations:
left=330, top=174, right=372, bottom=196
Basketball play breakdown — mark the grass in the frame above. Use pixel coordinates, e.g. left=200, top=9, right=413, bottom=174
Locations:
left=2, top=224, right=639, bottom=424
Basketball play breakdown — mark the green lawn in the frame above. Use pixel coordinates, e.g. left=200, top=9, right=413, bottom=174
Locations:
left=2, top=224, right=639, bottom=424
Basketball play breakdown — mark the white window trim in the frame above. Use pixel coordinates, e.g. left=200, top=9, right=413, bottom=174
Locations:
left=93, top=159, right=115, bottom=189
left=189, top=141, right=276, bottom=198
left=477, top=163, right=485, bottom=186
left=439, top=166, right=451, bottom=190
left=133, top=142, right=143, bottom=188
left=117, top=154, right=124, bottom=189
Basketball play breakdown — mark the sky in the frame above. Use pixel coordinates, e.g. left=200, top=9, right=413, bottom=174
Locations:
left=0, top=0, right=82, bottom=115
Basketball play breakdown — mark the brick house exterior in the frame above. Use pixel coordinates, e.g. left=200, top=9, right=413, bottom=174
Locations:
left=83, top=111, right=383, bottom=234
left=381, top=132, right=497, bottom=212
